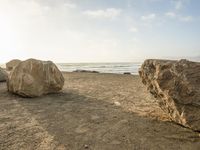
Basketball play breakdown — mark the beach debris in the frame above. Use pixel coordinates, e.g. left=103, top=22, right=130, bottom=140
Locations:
left=139, top=59, right=200, bottom=131
left=6, top=59, right=21, bottom=71
left=73, top=69, right=99, bottom=73
left=114, top=101, right=121, bottom=106
left=7, top=58, right=64, bottom=97
left=0, top=67, right=7, bottom=82
left=84, top=144, right=89, bottom=149
left=123, top=72, right=131, bottom=75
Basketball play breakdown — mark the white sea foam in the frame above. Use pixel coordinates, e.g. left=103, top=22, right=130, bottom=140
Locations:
left=0, top=62, right=142, bottom=74
left=56, top=62, right=142, bottom=75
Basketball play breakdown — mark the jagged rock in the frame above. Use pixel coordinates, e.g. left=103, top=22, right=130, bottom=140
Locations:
left=139, top=59, right=200, bottom=131
left=124, top=72, right=131, bottom=75
left=6, top=59, right=21, bottom=71
left=0, top=67, right=7, bottom=82
left=7, top=59, right=64, bottom=97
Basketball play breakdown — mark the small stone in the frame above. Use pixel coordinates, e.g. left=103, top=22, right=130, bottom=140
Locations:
left=84, top=144, right=89, bottom=149
left=114, top=101, right=121, bottom=106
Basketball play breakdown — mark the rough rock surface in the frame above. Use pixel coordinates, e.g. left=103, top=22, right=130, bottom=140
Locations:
left=6, top=59, right=21, bottom=71
left=0, top=67, right=7, bottom=82
left=7, top=59, right=64, bottom=97
left=139, top=59, right=200, bottom=131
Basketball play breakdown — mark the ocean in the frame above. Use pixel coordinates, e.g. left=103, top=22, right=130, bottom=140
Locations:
left=57, top=62, right=142, bottom=75
left=0, top=62, right=142, bottom=75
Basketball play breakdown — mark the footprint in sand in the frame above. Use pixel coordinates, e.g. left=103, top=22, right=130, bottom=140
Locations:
left=75, top=125, right=90, bottom=134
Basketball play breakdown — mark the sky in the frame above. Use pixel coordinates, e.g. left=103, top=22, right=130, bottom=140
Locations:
left=0, top=0, right=200, bottom=63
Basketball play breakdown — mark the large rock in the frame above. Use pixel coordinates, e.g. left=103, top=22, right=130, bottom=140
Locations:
left=6, top=59, right=21, bottom=71
left=7, top=59, right=65, bottom=97
left=139, top=59, right=200, bottom=131
left=0, top=67, right=7, bottom=82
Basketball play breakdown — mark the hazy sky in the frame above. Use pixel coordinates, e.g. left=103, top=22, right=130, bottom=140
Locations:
left=0, top=0, right=200, bottom=63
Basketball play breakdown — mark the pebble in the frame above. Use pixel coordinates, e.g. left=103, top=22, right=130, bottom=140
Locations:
left=114, top=101, right=121, bottom=106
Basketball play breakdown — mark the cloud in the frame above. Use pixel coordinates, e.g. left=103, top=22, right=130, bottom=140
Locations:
left=130, top=27, right=138, bottom=32
left=165, top=12, right=176, bottom=18
left=64, top=2, right=77, bottom=9
left=179, top=16, right=193, bottom=22
left=175, top=0, right=183, bottom=10
left=172, top=0, right=190, bottom=10
left=141, top=13, right=156, bottom=21
left=165, top=11, right=193, bottom=22
left=146, top=0, right=163, bottom=2
left=83, top=8, right=121, bottom=19
left=130, top=37, right=140, bottom=43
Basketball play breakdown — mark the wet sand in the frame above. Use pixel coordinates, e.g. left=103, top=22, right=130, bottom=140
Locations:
left=0, top=72, right=200, bottom=150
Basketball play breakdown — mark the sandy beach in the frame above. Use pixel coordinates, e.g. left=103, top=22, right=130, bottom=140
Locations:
left=0, top=72, right=200, bottom=150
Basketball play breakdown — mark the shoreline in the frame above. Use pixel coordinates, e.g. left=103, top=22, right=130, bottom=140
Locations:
left=1, top=62, right=141, bottom=75
left=62, top=71, right=138, bottom=75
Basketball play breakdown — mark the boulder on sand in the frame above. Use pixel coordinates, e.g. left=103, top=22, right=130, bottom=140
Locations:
left=0, top=67, right=7, bottom=82
left=7, top=58, right=65, bottom=97
left=6, top=59, right=21, bottom=71
left=139, top=59, right=200, bottom=131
